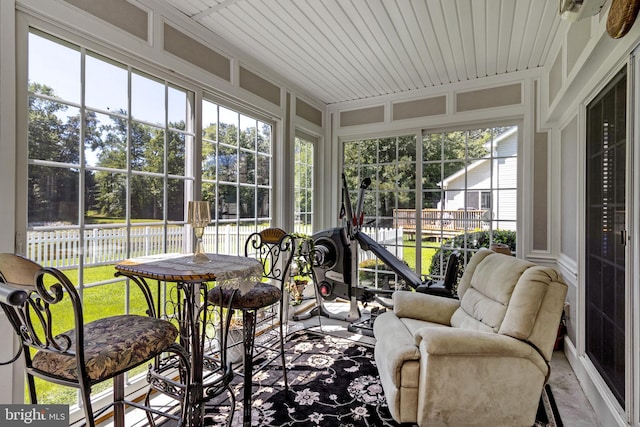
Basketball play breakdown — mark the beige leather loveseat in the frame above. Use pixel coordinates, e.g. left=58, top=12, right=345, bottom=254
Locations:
left=373, top=249, right=568, bottom=426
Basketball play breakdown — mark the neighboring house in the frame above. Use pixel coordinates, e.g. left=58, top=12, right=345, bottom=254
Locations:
left=437, top=127, right=518, bottom=231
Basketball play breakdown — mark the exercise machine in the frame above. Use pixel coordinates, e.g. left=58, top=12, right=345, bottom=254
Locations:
left=296, top=174, right=459, bottom=335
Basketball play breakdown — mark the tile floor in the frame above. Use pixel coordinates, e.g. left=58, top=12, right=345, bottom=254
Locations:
left=547, top=350, right=601, bottom=426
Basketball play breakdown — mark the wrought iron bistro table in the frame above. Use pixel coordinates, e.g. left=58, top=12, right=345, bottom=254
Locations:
left=115, top=253, right=263, bottom=427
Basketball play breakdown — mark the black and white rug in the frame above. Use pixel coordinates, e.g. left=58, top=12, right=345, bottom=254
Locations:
left=202, top=330, right=562, bottom=426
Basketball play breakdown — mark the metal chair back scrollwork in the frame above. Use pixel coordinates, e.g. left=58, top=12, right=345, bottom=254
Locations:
left=245, top=226, right=298, bottom=338
left=248, top=228, right=294, bottom=282
left=0, top=253, right=191, bottom=427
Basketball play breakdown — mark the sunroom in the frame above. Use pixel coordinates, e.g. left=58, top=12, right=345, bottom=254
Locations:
left=0, top=0, right=638, bottom=426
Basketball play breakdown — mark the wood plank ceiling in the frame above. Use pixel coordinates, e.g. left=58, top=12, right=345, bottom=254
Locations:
left=163, top=0, right=563, bottom=105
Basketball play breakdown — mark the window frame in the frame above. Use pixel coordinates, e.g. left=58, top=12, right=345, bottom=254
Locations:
left=293, top=131, right=316, bottom=234
left=200, top=96, right=276, bottom=253
left=342, top=124, right=519, bottom=288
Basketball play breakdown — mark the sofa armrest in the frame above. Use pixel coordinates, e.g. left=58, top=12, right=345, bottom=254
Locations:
left=393, top=290, right=460, bottom=325
left=411, top=327, right=549, bottom=426
left=413, top=327, right=548, bottom=374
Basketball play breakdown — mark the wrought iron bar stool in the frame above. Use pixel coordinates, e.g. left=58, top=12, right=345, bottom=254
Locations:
left=0, top=253, right=191, bottom=427
left=206, top=227, right=295, bottom=423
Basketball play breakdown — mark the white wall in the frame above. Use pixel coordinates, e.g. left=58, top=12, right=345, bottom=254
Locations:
left=542, top=6, right=640, bottom=427
left=0, top=0, right=24, bottom=405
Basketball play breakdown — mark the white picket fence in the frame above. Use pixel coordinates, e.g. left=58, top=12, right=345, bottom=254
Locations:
left=26, top=225, right=403, bottom=269
left=26, top=225, right=256, bottom=268
left=358, top=227, right=404, bottom=263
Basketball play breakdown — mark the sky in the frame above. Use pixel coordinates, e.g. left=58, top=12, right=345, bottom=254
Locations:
left=28, top=32, right=264, bottom=167
left=29, top=33, right=187, bottom=166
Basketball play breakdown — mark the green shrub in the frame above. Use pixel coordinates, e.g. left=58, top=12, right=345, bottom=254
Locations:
left=429, top=229, right=517, bottom=277
left=358, top=257, right=410, bottom=289
left=359, top=258, right=386, bottom=269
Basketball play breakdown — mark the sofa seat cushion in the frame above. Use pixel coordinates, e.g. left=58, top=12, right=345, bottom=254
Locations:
left=32, top=314, right=178, bottom=381
left=414, top=327, right=549, bottom=374
left=400, top=317, right=448, bottom=337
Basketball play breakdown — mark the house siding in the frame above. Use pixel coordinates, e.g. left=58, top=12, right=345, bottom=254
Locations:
left=441, top=129, right=518, bottom=231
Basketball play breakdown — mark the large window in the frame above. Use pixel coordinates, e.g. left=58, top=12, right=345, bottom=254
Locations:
left=25, top=29, right=276, bottom=410
left=201, top=100, right=273, bottom=254
left=28, top=29, right=193, bottom=276
left=343, top=134, right=417, bottom=289
left=422, top=126, right=518, bottom=273
left=27, top=30, right=195, bottom=407
left=343, top=126, right=517, bottom=289
left=294, top=133, right=315, bottom=234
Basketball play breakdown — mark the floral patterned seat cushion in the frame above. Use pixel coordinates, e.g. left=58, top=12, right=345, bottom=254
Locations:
left=31, top=314, right=178, bottom=381
left=207, top=282, right=281, bottom=310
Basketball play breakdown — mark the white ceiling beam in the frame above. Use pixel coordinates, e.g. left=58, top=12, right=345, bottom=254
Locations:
left=506, top=0, right=530, bottom=72
left=338, top=0, right=410, bottom=92
left=517, top=0, right=545, bottom=71
left=485, top=0, right=501, bottom=76
left=428, top=0, right=459, bottom=83
left=398, top=1, right=438, bottom=87
left=441, top=0, right=470, bottom=81
left=353, top=0, right=416, bottom=92
left=190, top=0, right=242, bottom=20
left=211, top=5, right=347, bottom=101
left=456, top=0, right=477, bottom=80
left=264, top=0, right=370, bottom=100
left=471, top=0, right=487, bottom=78
left=369, top=0, right=424, bottom=90
left=412, top=0, right=449, bottom=85
left=496, top=0, right=516, bottom=74
left=295, top=0, right=385, bottom=97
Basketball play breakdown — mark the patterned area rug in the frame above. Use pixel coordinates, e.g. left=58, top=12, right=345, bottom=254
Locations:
left=202, top=329, right=562, bottom=426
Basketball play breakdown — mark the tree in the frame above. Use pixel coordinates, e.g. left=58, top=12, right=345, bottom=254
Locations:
left=343, top=135, right=418, bottom=223
left=28, top=83, right=99, bottom=224
left=92, top=113, right=187, bottom=220
left=343, top=128, right=507, bottom=216
left=200, top=119, right=272, bottom=220
left=92, top=110, right=128, bottom=217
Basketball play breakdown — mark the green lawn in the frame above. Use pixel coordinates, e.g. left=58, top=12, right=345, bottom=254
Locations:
left=83, top=211, right=164, bottom=225
left=401, top=239, right=438, bottom=277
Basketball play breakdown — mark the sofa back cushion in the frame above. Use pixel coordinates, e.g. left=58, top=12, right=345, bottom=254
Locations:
left=451, top=249, right=534, bottom=333
left=499, top=266, right=568, bottom=360
left=450, top=249, right=568, bottom=361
